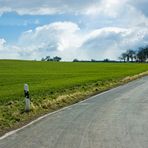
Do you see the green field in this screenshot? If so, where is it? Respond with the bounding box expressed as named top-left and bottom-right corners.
top-left (0, 60), bottom-right (148, 134)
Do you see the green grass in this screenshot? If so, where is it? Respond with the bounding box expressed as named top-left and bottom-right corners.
top-left (0, 60), bottom-right (148, 134)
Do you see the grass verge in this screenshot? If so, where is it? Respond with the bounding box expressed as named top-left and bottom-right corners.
top-left (0, 71), bottom-right (148, 136)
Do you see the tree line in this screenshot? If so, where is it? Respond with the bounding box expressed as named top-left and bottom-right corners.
top-left (119, 45), bottom-right (148, 62)
top-left (41, 45), bottom-right (148, 63)
top-left (41, 56), bottom-right (62, 62)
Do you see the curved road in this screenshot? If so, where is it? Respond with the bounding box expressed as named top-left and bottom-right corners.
top-left (1, 76), bottom-right (148, 148)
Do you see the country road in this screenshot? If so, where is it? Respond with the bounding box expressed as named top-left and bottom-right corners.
top-left (1, 76), bottom-right (148, 148)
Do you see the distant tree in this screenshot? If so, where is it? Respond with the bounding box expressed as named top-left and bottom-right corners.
top-left (53, 56), bottom-right (62, 62)
top-left (91, 59), bottom-right (96, 62)
top-left (103, 58), bottom-right (110, 62)
top-left (126, 49), bottom-right (136, 62)
top-left (121, 53), bottom-right (128, 62)
top-left (118, 56), bottom-right (124, 62)
top-left (49, 58), bottom-right (53, 61)
top-left (45, 56), bottom-right (51, 61)
top-left (73, 59), bottom-right (79, 62)
top-left (125, 52), bottom-right (130, 62)
top-left (120, 53), bottom-right (127, 62)
top-left (120, 49), bottom-right (136, 62)
top-left (41, 56), bottom-right (62, 62)
top-left (137, 47), bottom-right (148, 62)
top-left (120, 45), bottom-right (148, 63)
top-left (41, 58), bottom-right (45, 61)
top-left (133, 51), bottom-right (138, 62)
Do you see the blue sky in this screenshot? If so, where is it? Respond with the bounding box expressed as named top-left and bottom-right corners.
top-left (0, 0), bottom-right (148, 60)
top-left (0, 12), bottom-right (81, 42)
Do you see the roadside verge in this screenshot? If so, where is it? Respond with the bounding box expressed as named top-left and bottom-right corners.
top-left (1, 71), bottom-right (148, 137)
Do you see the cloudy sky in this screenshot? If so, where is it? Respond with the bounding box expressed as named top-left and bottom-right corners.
top-left (0, 0), bottom-right (148, 61)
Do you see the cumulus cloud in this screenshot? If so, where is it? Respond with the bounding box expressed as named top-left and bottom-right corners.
top-left (84, 0), bottom-right (127, 18)
top-left (80, 27), bottom-right (148, 60)
top-left (0, 0), bottom-right (147, 19)
top-left (0, 38), bottom-right (20, 59)
top-left (128, 0), bottom-right (148, 17)
top-left (0, 0), bottom-right (100, 15)
top-left (0, 0), bottom-right (148, 60)
top-left (16, 22), bottom-right (84, 60)
top-left (0, 38), bottom-right (6, 49)
top-left (10, 21), bottom-right (147, 61)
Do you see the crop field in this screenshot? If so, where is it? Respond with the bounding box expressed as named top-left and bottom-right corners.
top-left (0, 60), bottom-right (148, 134)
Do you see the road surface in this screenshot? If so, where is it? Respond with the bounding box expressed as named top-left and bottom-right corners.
top-left (1, 76), bottom-right (148, 148)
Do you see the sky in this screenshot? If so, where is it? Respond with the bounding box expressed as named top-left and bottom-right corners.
top-left (0, 0), bottom-right (148, 61)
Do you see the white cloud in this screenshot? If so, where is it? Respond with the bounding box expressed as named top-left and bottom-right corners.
top-left (7, 21), bottom-right (146, 61)
top-left (0, 0), bottom-right (147, 19)
top-left (0, 0), bottom-right (148, 60)
top-left (0, 0), bottom-right (100, 15)
top-left (16, 22), bottom-right (84, 60)
top-left (84, 0), bottom-right (127, 18)
top-left (0, 38), bottom-right (20, 59)
top-left (0, 21), bottom-right (148, 60)
top-left (19, 21), bottom-right (82, 49)
top-left (128, 0), bottom-right (148, 16)
top-left (80, 26), bottom-right (148, 60)
top-left (0, 38), bottom-right (6, 49)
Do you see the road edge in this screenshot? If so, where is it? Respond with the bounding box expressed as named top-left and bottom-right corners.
top-left (1, 71), bottom-right (148, 140)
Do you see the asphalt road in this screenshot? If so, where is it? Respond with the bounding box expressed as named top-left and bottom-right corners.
top-left (1, 76), bottom-right (148, 148)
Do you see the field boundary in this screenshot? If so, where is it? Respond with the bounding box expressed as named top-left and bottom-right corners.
top-left (1, 71), bottom-right (148, 139)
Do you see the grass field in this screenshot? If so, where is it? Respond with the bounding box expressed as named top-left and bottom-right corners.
top-left (0, 60), bottom-right (148, 134)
